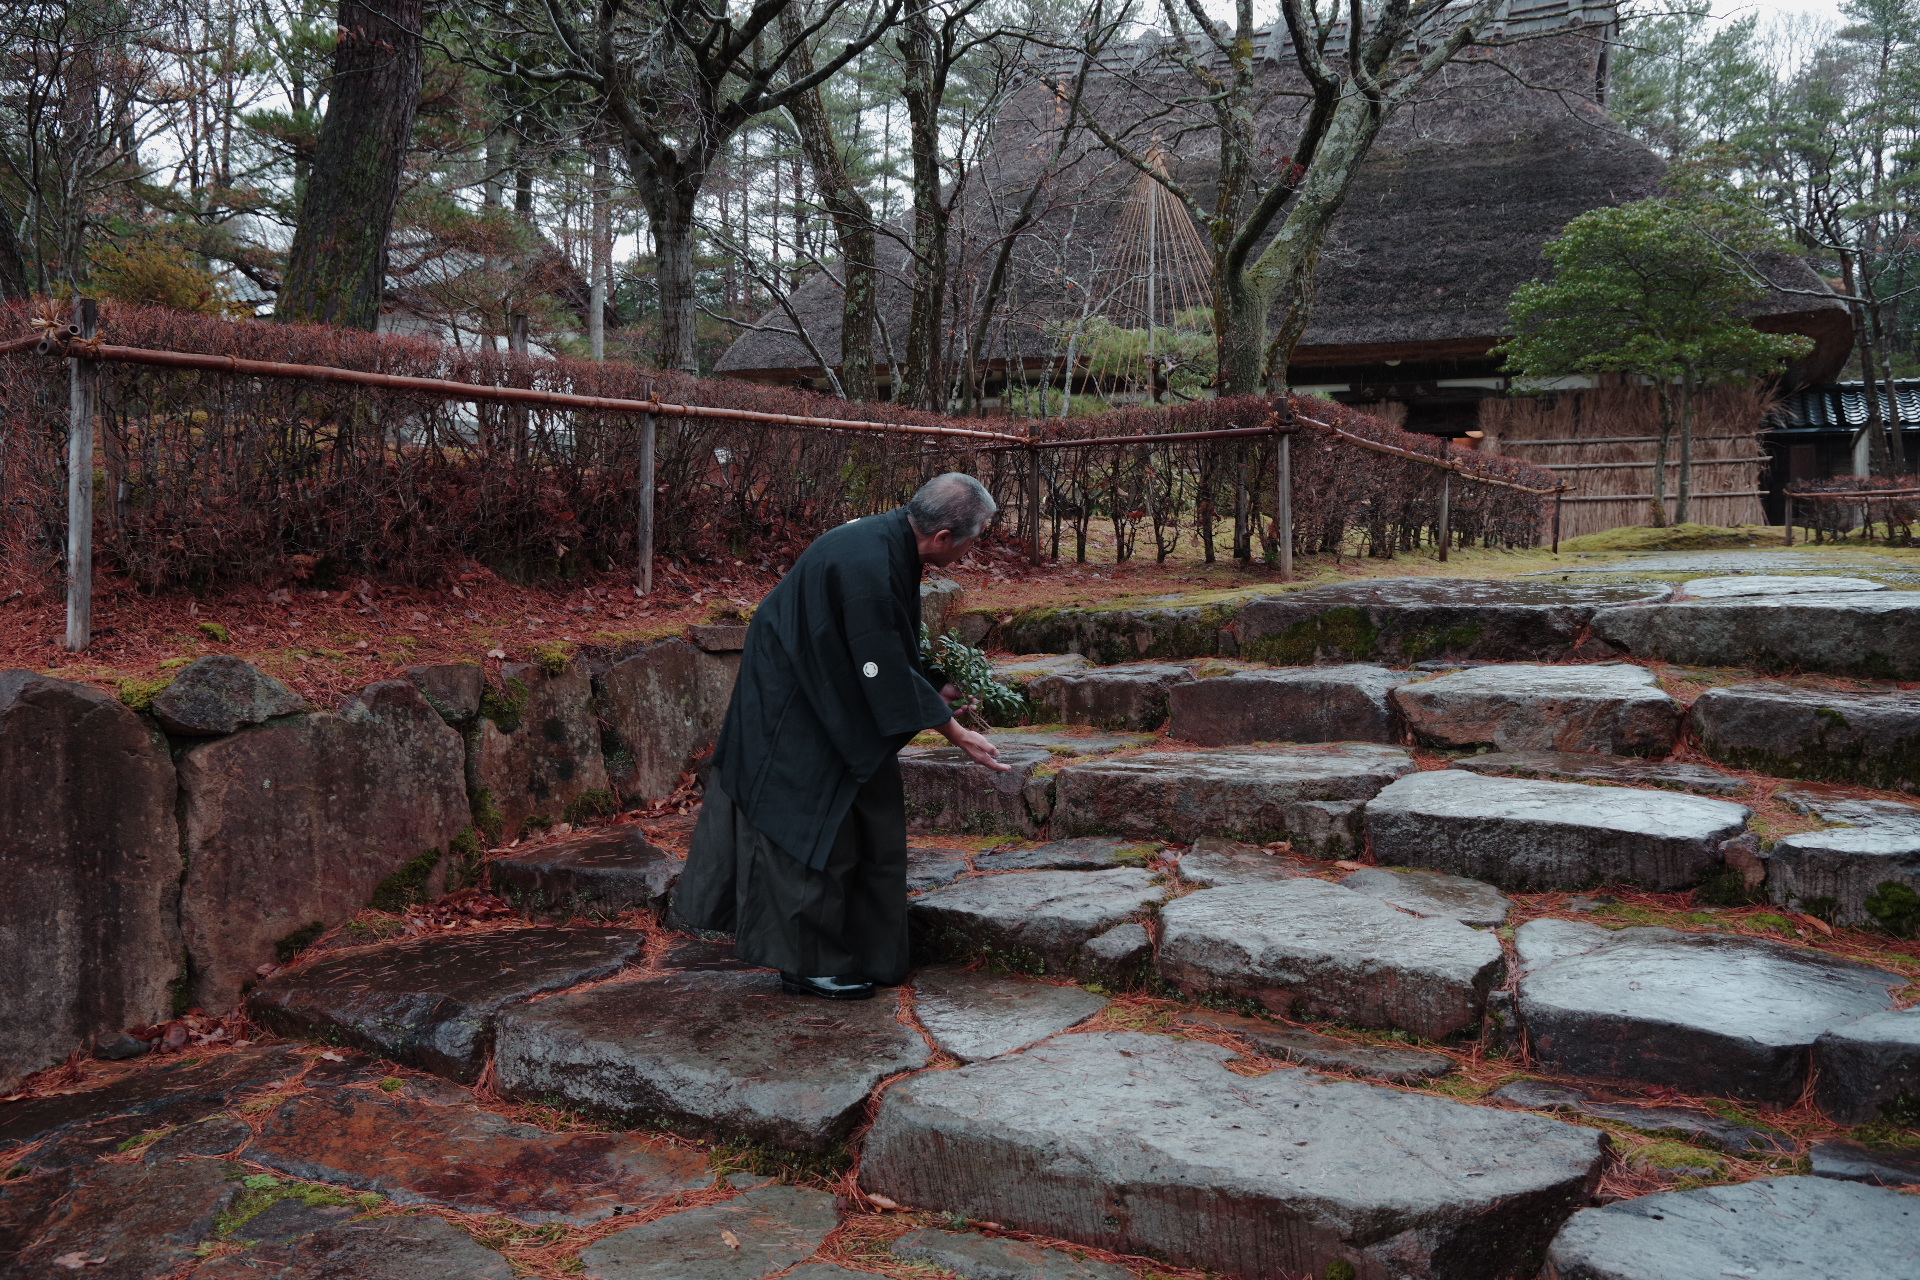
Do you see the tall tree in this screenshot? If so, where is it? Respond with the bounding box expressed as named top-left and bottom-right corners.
top-left (277, 0), bottom-right (426, 328)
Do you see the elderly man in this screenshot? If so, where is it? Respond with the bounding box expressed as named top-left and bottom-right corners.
top-left (674, 473), bottom-right (1009, 1000)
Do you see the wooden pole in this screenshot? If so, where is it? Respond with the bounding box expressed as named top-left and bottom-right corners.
top-left (1026, 444), bottom-right (1043, 566)
top-left (1276, 431), bottom-right (1293, 581)
top-left (66, 298), bottom-right (97, 652)
top-left (1551, 488), bottom-right (1563, 554)
top-left (1784, 494), bottom-right (1794, 546)
top-left (1436, 471), bottom-right (1451, 564)
top-left (637, 411), bottom-right (656, 593)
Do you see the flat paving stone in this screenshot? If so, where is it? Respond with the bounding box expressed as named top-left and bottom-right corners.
top-left (891, 1228), bottom-right (1134, 1280)
top-left (579, 1185), bottom-right (839, 1280)
top-left (912, 967), bottom-right (1106, 1061)
top-left (1392, 663), bottom-right (1682, 756)
top-left (1235, 578), bottom-right (1671, 666)
top-left (911, 868), bottom-right (1167, 977)
top-left (1809, 1137), bottom-right (1920, 1185)
top-left (1545, 1175), bottom-right (1920, 1280)
top-left (1691, 681), bottom-right (1920, 791)
top-left (1681, 574), bottom-right (1889, 598)
top-left (861, 1030), bottom-right (1605, 1280)
top-left (1490, 1080), bottom-right (1590, 1110)
top-left (906, 847), bottom-right (971, 893)
top-left (988, 727), bottom-right (1153, 756)
top-left (974, 836), bottom-right (1159, 872)
top-left (899, 744), bottom-right (1053, 837)
top-left (1574, 1101), bottom-right (1793, 1155)
top-left (1593, 591), bottom-right (1920, 679)
top-left (989, 653), bottom-right (1095, 687)
top-left (1051, 743), bottom-right (1414, 844)
top-left (1540, 549), bottom-right (1908, 576)
top-left (1449, 749), bottom-right (1750, 795)
top-left (1027, 663), bottom-right (1195, 730)
top-left (1365, 769), bottom-right (1752, 892)
top-left (1174, 1007), bottom-right (1455, 1082)
top-left (198, 1213), bottom-right (518, 1280)
top-left (1340, 866), bottom-right (1513, 926)
top-left (249, 927), bottom-right (645, 1082)
top-left (490, 829), bottom-right (683, 919)
top-left (9, 1156), bottom-right (241, 1280)
top-left (248, 1085), bottom-right (710, 1223)
top-left (1158, 878), bottom-right (1504, 1039)
top-left (1815, 1006), bottom-right (1920, 1124)
top-left (1166, 665), bottom-right (1408, 746)
top-left (1516, 918), bottom-right (1905, 1101)
top-left (1175, 837), bottom-right (1313, 888)
top-left (494, 971), bottom-right (929, 1152)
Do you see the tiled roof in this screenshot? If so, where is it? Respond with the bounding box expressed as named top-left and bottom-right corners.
top-left (1772, 381), bottom-right (1920, 431)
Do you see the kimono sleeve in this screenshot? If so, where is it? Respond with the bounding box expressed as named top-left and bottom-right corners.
top-left (843, 592), bottom-right (953, 738)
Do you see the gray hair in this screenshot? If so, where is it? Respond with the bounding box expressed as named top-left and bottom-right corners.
top-left (906, 472), bottom-right (997, 542)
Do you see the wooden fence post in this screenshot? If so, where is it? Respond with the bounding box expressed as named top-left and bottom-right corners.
top-left (1436, 471), bottom-right (1451, 564)
top-left (1784, 493), bottom-right (1794, 546)
top-left (1276, 430), bottom-right (1293, 581)
top-left (637, 411), bottom-right (657, 593)
top-left (1552, 487), bottom-right (1564, 554)
top-left (66, 297), bottom-right (97, 652)
top-left (1026, 443), bottom-right (1043, 566)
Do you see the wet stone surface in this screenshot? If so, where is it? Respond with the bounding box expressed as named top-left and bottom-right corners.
top-left (987, 727), bottom-right (1153, 756)
top-left (1157, 878), bottom-right (1504, 1039)
top-left (1174, 1007), bottom-right (1455, 1082)
top-left (1545, 1175), bottom-right (1920, 1280)
top-left (1691, 681), bottom-right (1920, 792)
top-left (899, 744), bottom-right (1053, 837)
top-left (891, 1228), bottom-right (1136, 1280)
top-left (579, 1185), bottom-right (840, 1280)
top-left (1814, 1007), bottom-right (1920, 1125)
top-left (910, 868), bottom-right (1168, 977)
top-left (1593, 591), bottom-right (1920, 679)
top-left (198, 1211), bottom-right (519, 1280)
top-left (1392, 663), bottom-right (1682, 756)
top-left (1808, 1138), bottom-right (1920, 1185)
top-left (1680, 574), bottom-right (1889, 599)
top-left (1027, 663), bottom-right (1195, 730)
top-left (1339, 866), bottom-right (1513, 927)
top-left (1175, 837), bottom-right (1313, 888)
top-left (1449, 750), bottom-right (1750, 795)
top-left (9, 1156), bottom-right (241, 1280)
top-left (1573, 1101), bottom-right (1793, 1155)
top-left (1490, 1080), bottom-right (1591, 1110)
top-left (494, 970), bottom-right (929, 1152)
top-left (1078, 922), bottom-right (1153, 989)
top-left (470, 660), bottom-right (611, 841)
top-left (973, 836), bottom-right (1160, 873)
top-left (1516, 918), bottom-right (1905, 1101)
top-left (490, 829), bottom-right (684, 919)
top-left (1166, 664), bottom-right (1408, 747)
top-left (905, 847), bottom-right (971, 893)
top-left (912, 967), bottom-right (1106, 1062)
top-left (249, 927), bottom-right (645, 1082)
top-left (862, 1031), bottom-right (1605, 1280)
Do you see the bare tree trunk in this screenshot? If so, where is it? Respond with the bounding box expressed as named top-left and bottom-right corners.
top-left (277, 0), bottom-right (424, 329)
top-left (0, 197), bottom-right (28, 302)
top-left (898, 0), bottom-right (947, 410)
top-left (1652, 381), bottom-right (1674, 528)
top-left (590, 142), bottom-right (610, 360)
top-left (646, 185), bottom-right (701, 374)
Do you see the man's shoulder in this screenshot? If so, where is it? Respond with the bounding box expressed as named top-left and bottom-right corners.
top-left (804, 508), bottom-right (906, 567)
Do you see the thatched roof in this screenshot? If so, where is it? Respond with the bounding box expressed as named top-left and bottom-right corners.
top-left (716, 14), bottom-right (1850, 386)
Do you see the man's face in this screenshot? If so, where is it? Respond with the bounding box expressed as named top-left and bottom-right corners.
top-left (918, 528), bottom-right (975, 568)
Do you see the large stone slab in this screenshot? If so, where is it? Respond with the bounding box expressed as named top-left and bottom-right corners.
top-left (861, 1031), bottom-right (1605, 1280)
top-left (7, 1157), bottom-right (241, 1280)
top-left (1546, 1176), bottom-right (1920, 1280)
top-left (892, 1228), bottom-right (1134, 1280)
top-left (592, 639), bottom-right (738, 805)
top-left (1340, 866), bottom-right (1513, 926)
top-left (1364, 769), bottom-right (1751, 892)
top-left (910, 868), bottom-right (1167, 976)
top-left (1026, 663), bottom-right (1194, 730)
top-left (1815, 1007), bottom-right (1920, 1124)
top-left (1158, 879), bottom-right (1504, 1039)
top-left (997, 599), bottom-right (1240, 665)
top-left (1174, 837), bottom-right (1312, 887)
top-left (580, 1185), bottom-right (839, 1280)
top-left (913, 967), bottom-right (1106, 1061)
top-left (1236, 578), bottom-right (1671, 666)
top-left (1166, 664), bottom-right (1408, 746)
top-left (471, 660), bottom-right (611, 840)
top-left (248, 1085), bottom-right (710, 1223)
top-left (0, 673), bottom-right (182, 1092)
top-left (1051, 743), bottom-right (1414, 844)
top-left (906, 847), bottom-right (971, 892)
top-left (989, 653), bottom-right (1094, 688)
top-left (973, 836), bottom-right (1159, 872)
top-left (1593, 591), bottom-right (1920, 678)
top-left (1682, 574), bottom-right (1889, 598)
top-left (1392, 663), bottom-right (1681, 756)
top-left (490, 828), bottom-right (683, 919)
top-left (197, 1213), bottom-right (518, 1280)
top-left (150, 654), bottom-right (306, 735)
top-left (494, 970), bottom-right (929, 1151)
top-left (1691, 682), bottom-right (1920, 791)
top-left (1516, 919), bottom-right (1904, 1101)
top-left (178, 680), bottom-right (472, 1010)
top-left (248, 926), bottom-right (644, 1081)
top-left (900, 743), bottom-right (1053, 836)
top-left (1173, 1007), bottom-right (1455, 1082)
top-left (1809, 1137), bottom-right (1920, 1184)
top-left (986, 727), bottom-right (1154, 756)
top-left (1449, 749), bottom-right (1749, 795)
top-left (1769, 825), bottom-right (1920, 930)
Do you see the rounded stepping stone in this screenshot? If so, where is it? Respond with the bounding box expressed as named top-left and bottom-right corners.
top-left (1174, 1007), bottom-right (1454, 1082)
top-left (1027, 663), bottom-right (1194, 730)
top-left (1158, 878), bottom-right (1505, 1039)
top-left (1166, 664), bottom-right (1409, 746)
top-left (1365, 770), bottom-right (1752, 892)
top-left (892, 1227), bottom-right (1134, 1280)
top-left (862, 1031), bottom-right (1605, 1280)
top-left (1449, 749), bottom-right (1749, 795)
top-left (494, 970), bottom-right (929, 1152)
top-left (1594, 591), bottom-right (1920, 679)
top-left (1052, 743), bottom-right (1414, 844)
top-left (910, 868), bottom-right (1167, 976)
top-left (1546, 1176), bottom-right (1920, 1280)
top-left (1681, 574), bottom-right (1889, 598)
top-left (579, 1185), bottom-right (839, 1280)
top-left (1692, 682), bottom-right (1920, 792)
top-left (249, 926), bottom-right (645, 1082)
top-left (974, 836), bottom-right (1159, 872)
top-left (899, 744), bottom-right (1053, 837)
top-left (1516, 919), bottom-right (1905, 1101)
top-left (196, 1212), bottom-right (516, 1279)
top-left (1815, 1006), bottom-right (1920, 1125)
top-left (1340, 866), bottom-right (1513, 927)
top-left (150, 654), bottom-right (306, 735)
top-left (912, 967), bottom-right (1106, 1061)
top-left (1808, 1137), bottom-right (1920, 1185)
top-left (491, 829), bottom-right (683, 918)
top-left (1175, 837), bottom-right (1310, 888)
top-left (1393, 663), bottom-right (1681, 756)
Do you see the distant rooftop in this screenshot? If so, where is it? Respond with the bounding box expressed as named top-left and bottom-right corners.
top-left (1772, 382), bottom-right (1920, 432)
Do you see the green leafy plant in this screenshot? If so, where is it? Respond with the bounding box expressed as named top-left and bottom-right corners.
top-left (919, 626), bottom-right (1024, 722)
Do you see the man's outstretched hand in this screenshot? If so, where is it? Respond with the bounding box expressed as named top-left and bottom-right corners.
top-left (937, 718), bottom-right (1010, 771)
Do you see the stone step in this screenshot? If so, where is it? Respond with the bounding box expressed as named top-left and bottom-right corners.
top-left (1174, 836), bottom-right (1315, 887)
top-left (1813, 1006), bottom-right (1920, 1125)
top-left (1392, 663), bottom-right (1682, 756)
top-left (1365, 769), bottom-right (1752, 892)
top-left (579, 1185), bottom-right (840, 1280)
top-left (973, 836), bottom-right (1160, 872)
top-left (1025, 663), bottom-right (1193, 730)
top-left (1157, 877), bottom-right (1504, 1039)
top-left (248, 926), bottom-right (645, 1082)
top-left (986, 727), bottom-right (1155, 756)
top-left (1809, 1137), bottom-right (1920, 1185)
top-left (1681, 574), bottom-right (1888, 599)
top-left (196, 1212), bottom-right (518, 1280)
top-left (1448, 749), bottom-right (1750, 796)
top-left (1691, 682), bottom-right (1920, 792)
top-left (1173, 1007), bottom-right (1456, 1082)
top-left (1592, 590), bottom-right (1920, 678)
top-left (1488, 1081), bottom-right (1792, 1154)
top-left (1339, 866), bottom-right (1514, 926)
top-left (1546, 1176), bottom-right (1919, 1280)
top-left (489, 828), bottom-right (683, 918)
top-left (1766, 784), bottom-right (1920, 929)
top-left (891, 1227), bottom-right (1134, 1280)
top-left (994, 599), bottom-right (1239, 665)
top-left (911, 968), bottom-right (1107, 1062)
top-left (910, 868), bottom-right (1168, 977)
top-left (859, 1030), bottom-right (1606, 1280)
top-left (900, 743), bottom-right (1054, 836)
top-left (1516, 918), bottom-right (1905, 1102)
top-left (1166, 664), bottom-right (1407, 746)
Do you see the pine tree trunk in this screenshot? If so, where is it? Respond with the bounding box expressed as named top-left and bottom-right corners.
top-left (1652, 382), bottom-right (1674, 528)
top-left (590, 144), bottom-right (610, 361)
top-left (1676, 374), bottom-right (1695, 525)
top-left (277, 0), bottom-right (424, 329)
top-left (649, 187), bottom-right (700, 375)
top-left (898, 0), bottom-right (947, 410)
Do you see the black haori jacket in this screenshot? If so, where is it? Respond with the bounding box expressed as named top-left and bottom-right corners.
top-left (713, 506), bottom-right (954, 870)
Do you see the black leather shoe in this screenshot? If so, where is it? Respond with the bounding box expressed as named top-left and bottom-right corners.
top-left (779, 972), bottom-right (876, 1000)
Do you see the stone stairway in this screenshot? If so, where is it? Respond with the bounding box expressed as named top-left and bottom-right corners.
top-left (5, 571), bottom-right (1920, 1279)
